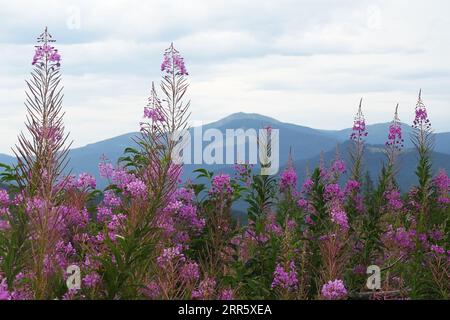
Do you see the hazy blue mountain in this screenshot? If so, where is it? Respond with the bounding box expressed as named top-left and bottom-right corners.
top-left (321, 122), bottom-right (450, 154)
top-left (0, 153), bottom-right (15, 166)
top-left (1, 112), bottom-right (449, 191)
top-left (67, 132), bottom-right (138, 176)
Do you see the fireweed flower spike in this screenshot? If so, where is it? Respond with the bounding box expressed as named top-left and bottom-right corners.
top-left (161, 43), bottom-right (188, 76)
top-left (385, 104), bottom-right (404, 170)
top-left (386, 104), bottom-right (404, 151)
top-left (15, 27), bottom-right (70, 192)
top-left (411, 89), bottom-right (434, 234)
top-left (349, 98), bottom-right (367, 182)
top-left (413, 89), bottom-right (431, 130)
top-left (350, 98), bottom-right (368, 143)
top-left (321, 279), bottom-right (348, 300)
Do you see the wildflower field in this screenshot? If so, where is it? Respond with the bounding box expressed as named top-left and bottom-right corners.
top-left (0, 29), bottom-right (448, 301)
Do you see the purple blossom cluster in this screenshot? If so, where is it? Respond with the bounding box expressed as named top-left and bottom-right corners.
top-left (433, 170), bottom-right (450, 205)
top-left (125, 179), bottom-right (147, 199)
top-left (383, 226), bottom-right (416, 251)
top-left (413, 92), bottom-right (431, 130)
top-left (181, 261), bottom-right (200, 283)
top-left (330, 208), bottom-right (349, 230)
top-left (321, 279), bottom-right (348, 300)
top-left (0, 189), bottom-right (9, 207)
top-left (350, 104), bottom-right (368, 143)
top-left (157, 245), bottom-right (186, 268)
top-left (345, 180), bottom-right (360, 195)
top-left (143, 107), bottom-right (165, 122)
top-left (210, 174), bottom-right (233, 195)
top-left (32, 44), bottom-right (61, 66)
top-left (386, 122), bottom-right (404, 150)
top-left (385, 190), bottom-right (403, 210)
top-left (192, 277), bottom-right (216, 300)
top-left (218, 289), bottom-right (234, 300)
top-left (65, 173), bottom-right (97, 191)
top-left (331, 159), bottom-right (346, 175)
top-left (0, 277), bottom-right (10, 300)
top-left (279, 167), bottom-right (297, 192)
top-left (271, 261), bottom-right (299, 291)
top-left (324, 184), bottom-right (344, 202)
top-left (82, 272), bottom-right (101, 288)
top-left (161, 45), bottom-right (188, 76)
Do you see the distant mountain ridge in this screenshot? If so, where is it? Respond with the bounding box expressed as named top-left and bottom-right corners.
top-left (1, 112), bottom-right (449, 190)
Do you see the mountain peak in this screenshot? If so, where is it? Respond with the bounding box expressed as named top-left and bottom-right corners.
top-left (208, 112), bottom-right (281, 127)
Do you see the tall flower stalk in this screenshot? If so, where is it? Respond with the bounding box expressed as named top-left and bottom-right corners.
top-left (412, 90), bottom-right (433, 233)
top-left (99, 43), bottom-right (191, 299)
top-left (385, 104), bottom-right (404, 177)
top-left (349, 98), bottom-right (368, 183)
top-left (12, 28), bottom-right (69, 298)
top-left (15, 27), bottom-right (69, 194)
top-left (408, 90), bottom-right (435, 298)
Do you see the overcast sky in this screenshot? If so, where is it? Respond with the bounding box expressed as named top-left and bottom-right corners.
top-left (0, 0), bottom-right (449, 154)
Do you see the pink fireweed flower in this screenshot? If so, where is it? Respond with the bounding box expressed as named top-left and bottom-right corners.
top-left (174, 187), bottom-right (195, 203)
top-left (0, 278), bottom-right (10, 300)
top-left (433, 170), bottom-right (450, 205)
top-left (386, 122), bottom-right (404, 151)
top-left (192, 277), bottom-right (216, 300)
top-left (98, 160), bottom-right (115, 180)
top-left (385, 190), bottom-right (403, 210)
top-left (77, 173), bottom-right (96, 189)
top-left (430, 245), bottom-right (446, 255)
top-left (413, 90), bottom-right (431, 130)
top-left (65, 173), bottom-right (96, 191)
top-left (32, 29), bottom-right (61, 66)
top-left (302, 178), bottom-right (314, 192)
top-left (32, 44), bottom-right (61, 66)
top-left (331, 159), bottom-right (346, 175)
top-left (181, 261), bottom-right (200, 283)
top-left (210, 174), bottom-right (233, 195)
top-left (102, 190), bottom-right (122, 208)
top-left (176, 203), bottom-right (205, 233)
top-left (0, 220), bottom-right (10, 231)
top-left (218, 289), bottom-right (234, 300)
top-left (161, 43), bottom-right (188, 76)
top-left (324, 184), bottom-right (344, 202)
top-left (82, 272), bottom-right (101, 288)
top-left (345, 180), bottom-right (360, 194)
top-left (125, 179), bottom-right (147, 199)
top-left (297, 198), bottom-right (308, 209)
top-left (157, 245), bottom-right (185, 268)
top-left (330, 208), bottom-right (349, 230)
top-left (97, 206), bottom-right (113, 222)
top-left (25, 197), bottom-right (45, 215)
top-left (350, 99), bottom-right (368, 143)
top-left (35, 125), bottom-right (63, 145)
top-left (142, 282), bottom-right (160, 299)
top-left (143, 107), bottom-right (165, 122)
top-left (321, 279), bottom-right (348, 300)
top-left (0, 189), bottom-right (9, 206)
top-left (265, 212), bottom-right (283, 236)
top-left (304, 214), bottom-right (314, 225)
top-left (279, 167), bottom-right (297, 192)
top-left (61, 206), bottom-right (90, 229)
top-left (271, 261), bottom-right (298, 291)
top-left (106, 214), bottom-right (127, 240)
top-left (383, 226), bottom-right (415, 251)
